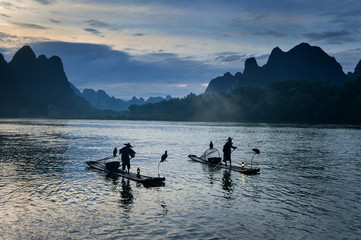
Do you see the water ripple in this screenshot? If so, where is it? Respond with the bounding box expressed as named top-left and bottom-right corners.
top-left (1, 119), bottom-right (360, 239)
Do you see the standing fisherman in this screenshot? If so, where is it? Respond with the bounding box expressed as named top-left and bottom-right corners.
top-left (119, 143), bottom-right (136, 173)
top-left (223, 137), bottom-right (237, 166)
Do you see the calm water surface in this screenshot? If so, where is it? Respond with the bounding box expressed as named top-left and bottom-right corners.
top-left (0, 119), bottom-right (360, 239)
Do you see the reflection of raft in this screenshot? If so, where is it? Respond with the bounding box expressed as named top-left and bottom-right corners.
top-left (86, 157), bottom-right (165, 186)
top-left (188, 148), bottom-right (260, 174)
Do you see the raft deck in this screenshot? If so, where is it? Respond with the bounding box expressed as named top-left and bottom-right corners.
top-left (86, 160), bottom-right (166, 186)
top-left (188, 154), bottom-right (260, 174)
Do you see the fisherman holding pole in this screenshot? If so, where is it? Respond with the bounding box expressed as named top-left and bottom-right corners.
top-left (223, 137), bottom-right (237, 166)
top-left (119, 143), bottom-right (136, 173)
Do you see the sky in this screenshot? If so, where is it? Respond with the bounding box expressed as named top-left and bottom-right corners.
top-left (0, 0), bottom-right (361, 99)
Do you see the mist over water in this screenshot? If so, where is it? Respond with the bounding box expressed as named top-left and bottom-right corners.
top-left (0, 119), bottom-right (360, 239)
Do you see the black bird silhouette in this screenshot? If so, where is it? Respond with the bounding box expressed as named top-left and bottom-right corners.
top-left (161, 151), bottom-right (168, 162)
top-left (252, 148), bottom-right (260, 154)
top-left (158, 151), bottom-right (168, 177)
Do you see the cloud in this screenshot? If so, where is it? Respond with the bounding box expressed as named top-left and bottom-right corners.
top-left (34, 0), bottom-right (56, 5)
top-left (231, 18), bottom-right (244, 25)
top-left (133, 33), bottom-right (145, 36)
top-left (216, 55), bottom-right (240, 62)
top-left (320, 8), bottom-right (361, 23)
top-left (28, 41), bottom-right (226, 98)
top-left (83, 28), bottom-right (104, 37)
top-left (0, 31), bottom-right (16, 40)
top-left (10, 21), bottom-right (48, 29)
top-left (222, 32), bottom-right (246, 37)
top-left (223, 29), bottom-right (286, 39)
top-left (253, 29), bottom-right (287, 38)
top-left (86, 19), bottom-right (111, 28)
top-left (215, 52), bottom-right (247, 62)
top-left (0, 13), bottom-right (11, 18)
top-left (303, 30), bottom-right (357, 44)
top-left (0, 32), bottom-right (50, 57)
top-left (49, 19), bottom-right (60, 24)
top-left (330, 48), bottom-right (361, 73)
top-left (0, 2), bottom-right (21, 10)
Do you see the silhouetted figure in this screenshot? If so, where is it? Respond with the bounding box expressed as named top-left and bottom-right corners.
top-left (158, 151), bottom-right (168, 177)
top-left (113, 147), bottom-right (117, 157)
top-left (223, 137), bottom-right (237, 166)
top-left (119, 143), bottom-right (136, 173)
top-left (161, 151), bottom-right (168, 162)
top-left (209, 141), bottom-right (213, 149)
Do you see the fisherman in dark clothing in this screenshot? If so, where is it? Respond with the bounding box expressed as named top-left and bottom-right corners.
top-left (113, 147), bottom-right (118, 157)
top-left (119, 143), bottom-right (136, 173)
top-left (223, 137), bottom-right (237, 166)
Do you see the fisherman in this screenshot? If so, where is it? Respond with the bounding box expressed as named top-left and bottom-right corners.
top-left (209, 141), bottom-right (213, 149)
top-left (119, 143), bottom-right (136, 173)
top-left (223, 137), bottom-right (237, 166)
top-left (113, 147), bottom-right (118, 157)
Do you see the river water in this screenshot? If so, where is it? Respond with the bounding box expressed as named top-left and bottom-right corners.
top-left (0, 119), bottom-right (360, 240)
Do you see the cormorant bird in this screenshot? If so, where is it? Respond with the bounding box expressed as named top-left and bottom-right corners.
top-left (252, 148), bottom-right (260, 154)
top-left (158, 151), bottom-right (168, 177)
top-left (161, 151), bottom-right (168, 162)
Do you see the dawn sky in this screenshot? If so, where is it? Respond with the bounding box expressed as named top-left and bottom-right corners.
top-left (1, 0), bottom-right (360, 99)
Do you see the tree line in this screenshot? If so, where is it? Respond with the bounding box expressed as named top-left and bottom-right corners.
top-left (128, 76), bottom-right (361, 124)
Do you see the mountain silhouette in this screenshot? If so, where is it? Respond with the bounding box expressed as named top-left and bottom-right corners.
top-left (347, 60), bottom-right (361, 80)
top-left (0, 46), bottom-right (95, 117)
top-left (206, 43), bottom-right (351, 94)
top-left (82, 89), bottom-right (130, 111)
top-left (205, 72), bottom-right (242, 94)
top-left (79, 87), bottom-right (172, 111)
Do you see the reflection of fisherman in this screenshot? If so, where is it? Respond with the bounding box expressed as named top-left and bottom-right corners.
top-left (113, 147), bottom-right (118, 157)
top-left (209, 141), bottom-right (213, 149)
top-left (120, 179), bottom-right (133, 204)
top-left (223, 137), bottom-right (237, 166)
top-left (119, 143), bottom-right (136, 173)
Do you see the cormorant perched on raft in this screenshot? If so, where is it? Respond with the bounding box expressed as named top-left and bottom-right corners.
top-left (252, 148), bottom-right (260, 154)
top-left (161, 151), bottom-right (168, 162)
top-left (158, 151), bottom-right (168, 177)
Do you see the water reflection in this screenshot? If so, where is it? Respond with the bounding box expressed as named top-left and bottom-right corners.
top-left (160, 201), bottom-right (169, 216)
top-left (117, 178), bottom-right (134, 219)
top-left (105, 173), bottom-right (120, 189)
top-left (120, 178), bottom-right (134, 205)
top-left (221, 170), bottom-right (233, 192)
top-left (200, 163), bottom-right (220, 185)
top-left (104, 174), bottom-right (134, 212)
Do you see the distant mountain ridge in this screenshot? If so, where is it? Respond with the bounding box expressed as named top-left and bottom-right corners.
top-left (75, 87), bottom-right (172, 111)
top-left (206, 43), bottom-right (355, 94)
top-left (0, 46), bottom-right (95, 117)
